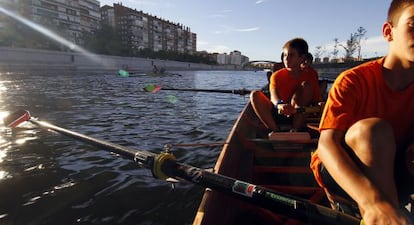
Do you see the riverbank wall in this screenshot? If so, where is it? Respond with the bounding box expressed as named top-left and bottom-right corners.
top-left (0, 47), bottom-right (364, 79)
top-left (313, 60), bottom-right (369, 81)
top-left (0, 47), bottom-right (240, 75)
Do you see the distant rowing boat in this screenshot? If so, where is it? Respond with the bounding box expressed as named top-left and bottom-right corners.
top-left (118, 69), bottom-right (182, 77)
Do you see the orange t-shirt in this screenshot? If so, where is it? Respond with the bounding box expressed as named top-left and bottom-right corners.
top-left (311, 58), bottom-right (414, 187)
top-left (269, 67), bottom-right (322, 103)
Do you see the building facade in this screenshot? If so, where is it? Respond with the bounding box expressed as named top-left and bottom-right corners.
top-left (0, 1), bottom-right (251, 65)
top-left (100, 3), bottom-right (196, 55)
top-left (11, 0), bottom-right (101, 44)
top-left (215, 51), bottom-right (249, 65)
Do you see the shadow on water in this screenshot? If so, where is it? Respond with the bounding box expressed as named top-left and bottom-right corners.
top-left (0, 70), bottom-right (267, 225)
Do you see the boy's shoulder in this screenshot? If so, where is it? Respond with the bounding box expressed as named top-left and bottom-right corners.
top-left (344, 58), bottom-right (383, 75)
top-left (337, 58), bottom-right (384, 82)
top-left (272, 68), bottom-right (289, 77)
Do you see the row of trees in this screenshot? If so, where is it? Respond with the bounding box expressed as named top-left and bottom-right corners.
top-left (313, 26), bottom-right (368, 62)
top-left (81, 24), bottom-right (216, 64)
top-left (0, 18), bottom-right (217, 64)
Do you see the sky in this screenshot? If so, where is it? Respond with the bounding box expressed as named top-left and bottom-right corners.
top-left (100, 0), bottom-right (391, 62)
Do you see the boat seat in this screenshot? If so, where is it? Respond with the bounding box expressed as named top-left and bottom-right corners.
top-left (268, 132), bottom-right (311, 142)
top-left (264, 132), bottom-right (318, 150)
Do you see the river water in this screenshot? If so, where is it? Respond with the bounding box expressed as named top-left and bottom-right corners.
top-left (0, 70), bottom-right (268, 225)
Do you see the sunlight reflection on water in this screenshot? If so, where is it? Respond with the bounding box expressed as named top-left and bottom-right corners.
top-left (0, 6), bottom-right (95, 60)
top-left (0, 70), bottom-right (267, 225)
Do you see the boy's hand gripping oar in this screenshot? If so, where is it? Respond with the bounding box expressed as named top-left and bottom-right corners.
top-left (143, 84), bottom-right (251, 95)
top-left (4, 110), bottom-right (361, 225)
top-left (276, 103), bottom-right (324, 115)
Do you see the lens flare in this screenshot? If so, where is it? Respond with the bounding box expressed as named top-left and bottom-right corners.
top-left (0, 6), bottom-right (102, 65)
top-left (166, 95), bottom-right (178, 104)
top-left (143, 84), bottom-right (161, 93)
top-left (118, 69), bottom-right (130, 77)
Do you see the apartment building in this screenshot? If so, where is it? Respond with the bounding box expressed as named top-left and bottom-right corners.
top-left (1, 1), bottom-right (204, 60)
top-left (79, 0), bottom-right (101, 33)
top-left (100, 3), bottom-right (196, 54)
top-left (9, 0), bottom-right (100, 44)
top-left (216, 51), bottom-right (249, 65)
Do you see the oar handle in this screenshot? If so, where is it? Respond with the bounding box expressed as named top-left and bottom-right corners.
top-left (277, 104), bottom-right (322, 114)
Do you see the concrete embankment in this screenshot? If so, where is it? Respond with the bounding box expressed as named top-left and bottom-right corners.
top-left (0, 47), bottom-right (241, 75)
top-left (0, 47), bottom-right (363, 79)
top-left (313, 61), bottom-right (367, 81)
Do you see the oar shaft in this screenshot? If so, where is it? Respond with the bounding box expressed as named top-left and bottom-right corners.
top-left (164, 161), bottom-right (360, 225)
top-left (24, 116), bottom-right (359, 225)
top-left (28, 119), bottom-right (156, 168)
top-left (160, 88), bottom-right (250, 95)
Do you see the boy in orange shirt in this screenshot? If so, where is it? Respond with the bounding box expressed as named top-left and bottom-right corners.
top-left (251, 38), bottom-right (321, 132)
top-left (311, 0), bottom-right (414, 224)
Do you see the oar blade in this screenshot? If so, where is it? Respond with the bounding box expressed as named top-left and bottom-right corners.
top-left (3, 109), bottom-right (31, 128)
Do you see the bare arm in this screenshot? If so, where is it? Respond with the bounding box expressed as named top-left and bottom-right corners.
top-left (269, 87), bottom-right (280, 106)
top-left (318, 129), bottom-right (408, 225)
top-left (318, 129), bottom-right (380, 206)
top-left (270, 88), bottom-right (295, 116)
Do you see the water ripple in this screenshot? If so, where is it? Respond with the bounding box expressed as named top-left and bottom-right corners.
top-left (0, 70), bottom-right (267, 225)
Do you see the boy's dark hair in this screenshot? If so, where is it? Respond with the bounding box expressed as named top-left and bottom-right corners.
top-left (305, 52), bottom-right (313, 62)
top-left (388, 0), bottom-right (414, 25)
top-left (282, 38), bottom-right (309, 56)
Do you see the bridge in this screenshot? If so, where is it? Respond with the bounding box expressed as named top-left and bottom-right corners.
top-left (242, 60), bottom-right (281, 70)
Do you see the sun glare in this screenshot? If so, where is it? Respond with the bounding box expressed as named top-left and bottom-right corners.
top-left (0, 5), bottom-right (102, 64)
top-left (0, 81), bottom-right (7, 92)
top-left (0, 170), bottom-right (9, 180)
top-left (0, 111), bottom-right (8, 123)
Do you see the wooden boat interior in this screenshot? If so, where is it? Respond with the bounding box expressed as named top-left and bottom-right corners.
top-left (193, 101), bottom-right (332, 225)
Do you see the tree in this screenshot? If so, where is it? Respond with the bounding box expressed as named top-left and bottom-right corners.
top-left (81, 24), bottom-right (129, 56)
top-left (331, 38), bottom-right (340, 62)
top-left (339, 33), bottom-right (358, 61)
top-left (355, 26), bottom-right (367, 60)
top-left (313, 46), bottom-right (326, 62)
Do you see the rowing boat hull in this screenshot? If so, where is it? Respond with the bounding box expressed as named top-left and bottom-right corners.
top-left (193, 101), bottom-right (327, 225)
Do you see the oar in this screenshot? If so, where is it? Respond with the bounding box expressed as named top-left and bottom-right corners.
top-left (119, 70), bottom-right (182, 77)
top-left (143, 84), bottom-right (251, 95)
top-left (4, 110), bottom-right (361, 225)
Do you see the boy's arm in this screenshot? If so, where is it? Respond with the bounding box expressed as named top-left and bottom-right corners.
top-left (269, 87), bottom-right (281, 106)
top-left (318, 129), bottom-right (379, 204)
top-left (318, 129), bottom-right (407, 224)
